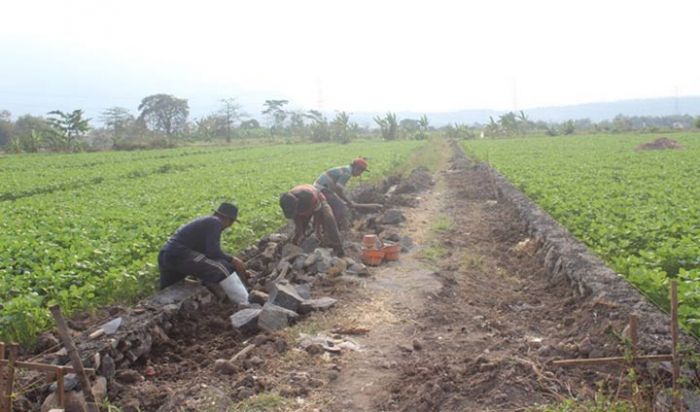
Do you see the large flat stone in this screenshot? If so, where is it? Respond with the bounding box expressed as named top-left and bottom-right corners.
top-left (230, 308), bottom-right (262, 332)
top-left (258, 303), bottom-right (299, 332)
top-left (268, 282), bottom-right (304, 312)
top-left (299, 297), bottom-right (338, 315)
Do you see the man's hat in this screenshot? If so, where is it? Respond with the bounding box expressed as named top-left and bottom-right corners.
top-left (352, 158), bottom-right (369, 172)
top-left (214, 202), bottom-right (238, 220)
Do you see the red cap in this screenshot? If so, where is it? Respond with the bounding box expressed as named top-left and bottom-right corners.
top-left (352, 158), bottom-right (369, 171)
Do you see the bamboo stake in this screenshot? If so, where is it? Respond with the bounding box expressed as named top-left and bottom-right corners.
top-left (2, 344), bottom-right (18, 412)
top-left (671, 280), bottom-right (681, 411)
top-left (50, 305), bottom-right (97, 412)
top-left (552, 354), bottom-right (674, 367)
top-left (0, 360), bottom-right (94, 375)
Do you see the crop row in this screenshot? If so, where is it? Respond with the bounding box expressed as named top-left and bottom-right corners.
top-left (0, 140), bottom-right (422, 343)
top-left (463, 134), bottom-right (700, 335)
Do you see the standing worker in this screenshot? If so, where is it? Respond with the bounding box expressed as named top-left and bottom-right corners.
top-left (314, 158), bottom-right (369, 230)
top-left (158, 202), bottom-right (250, 304)
top-left (280, 184), bottom-right (344, 256)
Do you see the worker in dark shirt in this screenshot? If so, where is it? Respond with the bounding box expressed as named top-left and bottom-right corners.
top-left (158, 202), bottom-right (250, 294)
top-left (280, 184), bottom-right (344, 256)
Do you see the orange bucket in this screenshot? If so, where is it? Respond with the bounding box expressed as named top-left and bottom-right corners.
top-left (361, 248), bottom-right (385, 266)
top-left (362, 234), bottom-right (380, 249)
top-left (382, 243), bottom-right (400, 261)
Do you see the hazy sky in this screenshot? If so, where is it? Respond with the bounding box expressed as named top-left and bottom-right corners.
top-left (1, 0), bottom-right (699, 118)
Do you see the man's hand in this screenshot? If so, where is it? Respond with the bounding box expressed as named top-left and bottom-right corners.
top-left (231, 257), bottom-right (250, 281)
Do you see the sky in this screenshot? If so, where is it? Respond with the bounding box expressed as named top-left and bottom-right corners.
top-left (1, 0), bottom-right (699, 120)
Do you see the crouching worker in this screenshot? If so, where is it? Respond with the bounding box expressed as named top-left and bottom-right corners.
top-left (314, 158), bottom-right (369, 230)
top-left (280, 184), bottom-right (344, 257)
top-left (158, 202), bottom-right (250, 304)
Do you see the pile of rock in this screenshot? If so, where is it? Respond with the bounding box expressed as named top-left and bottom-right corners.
top-left (230, 280), bottom-right (338, 333)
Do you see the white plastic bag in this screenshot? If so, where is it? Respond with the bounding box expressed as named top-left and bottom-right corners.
top-left (219, 272), bottom-right (249, 304)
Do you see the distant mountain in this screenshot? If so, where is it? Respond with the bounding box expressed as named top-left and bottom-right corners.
top-left (349, 96), bottom-right (700, 127)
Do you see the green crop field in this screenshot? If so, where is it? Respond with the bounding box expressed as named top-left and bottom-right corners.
top-left (0, 140), bottom-right (423, 343)
top-left (463, 134), bottom-right (700, 335)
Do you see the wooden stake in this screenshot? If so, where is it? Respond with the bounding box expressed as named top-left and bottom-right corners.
top-left (50, 305), bottom-right (97, 412)
top-left (2, 344), bottom-right (18, 412)
top-left (0, 341), bottom-right (4, 411)
top-left (56, 367), bottom-right (65, 409)
top-left (671, 280), bottom-right (681, 412)
top-left (629, 313), bottom-right (639, 359)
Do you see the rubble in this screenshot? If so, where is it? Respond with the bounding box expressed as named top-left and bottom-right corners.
top-left (299, 297), bottom-right (338, 314)
top-left (268, 282), bottom-right (305, 312)
top-left (301, 236), bottom-right (321, 253)
top-left (381, 209), bottom-right (406, 225)
top-left (294, 283), bottom-right (312, 300)
top-left (249, 290), bottom-right (269, 305)
top-left (230, 308), bottom-right (262, 332)
top-left (258, 303), bottom-right (299, 332)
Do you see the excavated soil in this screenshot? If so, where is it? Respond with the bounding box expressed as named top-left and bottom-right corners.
top-left (635, 137), bottom-right (684, 151)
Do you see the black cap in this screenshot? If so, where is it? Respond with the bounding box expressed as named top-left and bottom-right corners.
top-left (214, 202), bottom-right (238, 220)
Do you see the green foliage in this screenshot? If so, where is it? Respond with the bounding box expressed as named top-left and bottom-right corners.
top-left (305, 110), bottom-right (330, 142)
top-left (137, 94), bottom-right (189, 137)
top-left (331, 111), bottom-right (353, 144)
top-left (46, 109), bottom-right (90, 151)
top-left (464, 133), bottom-right (700, 335)
top-left (444, 123), bottom-right (476, 140)
top-left (0, 140), bottom-right (423, 343)
top-left (374, 112), bottom-right (398, 140)
top-left (262, 100), bottom-right (289, 136)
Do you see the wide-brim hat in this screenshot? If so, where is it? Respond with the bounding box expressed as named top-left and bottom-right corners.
top-left (214, 202), bottom-right (239, 220)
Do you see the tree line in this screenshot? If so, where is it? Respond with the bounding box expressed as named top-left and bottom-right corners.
top-left (0, 95), bottom-right (441, 153)
top-left (2, 94), bottom-right (700, 153)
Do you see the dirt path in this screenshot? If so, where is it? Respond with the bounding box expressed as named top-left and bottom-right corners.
top-left (267, 143), bottom-right (631, 412)
top-left (325, 176), bottom-right (445, 411)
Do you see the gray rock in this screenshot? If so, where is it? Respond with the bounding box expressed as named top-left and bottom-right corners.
top-left (346, 263), bottom-right (370, 277)
top-left (294, 283), bottom-right (312, 300)
top-left (400, 236), bottom-right (414, 251)
top-left (281, 243), bottom-right (303, 259)
top-left (381, 209), bottom-right (406, 225)
top-left (249, 290), bottom-right (269, 305)
top-left (268, 282), bottom-right (304, 312)
top-left (258, 303), bottom-right (299, 332)
top-left (99, 354), bottom-right (116, 379)
top-left (301, 236), bottom-right (321, 253)
top-left (230, 308), bottom-right (262, 331)
top-left (299, 297), bottom-right (338, 314)
top-left (261, 242), bottom-right (278, 260)
top-left (303, 253), bottom-right (319, 268)
top-left (293, 254), bottom-right (308, 271)
top-left (214, 359), bottom-right (238, 375)
top-left (327, 257), bottom-right (347, 277)
top-left (50, 373), bottom-right (79, 392)
top-left (316, 259), bottom-right (332, 274)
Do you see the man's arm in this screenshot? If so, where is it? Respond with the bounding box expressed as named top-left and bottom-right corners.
top-left (292, 216), bottom-right (308, 245)
top-left (334, 185), bottom-right (355, 208)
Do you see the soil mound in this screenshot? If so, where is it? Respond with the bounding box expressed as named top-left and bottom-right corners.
top-left (635, 137), bottom-right (684, 151)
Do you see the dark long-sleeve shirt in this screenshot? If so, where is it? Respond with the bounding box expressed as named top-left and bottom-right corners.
top-left (162, 216), bottom-right (233, 262)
